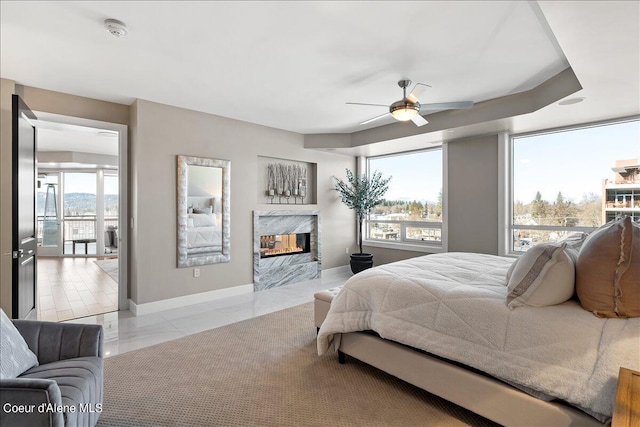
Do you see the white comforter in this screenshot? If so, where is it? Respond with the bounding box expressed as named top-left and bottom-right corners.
top-left (186, 225), bottom-right (222, 249)
top-left (318, 252), bottom-right (640, 420)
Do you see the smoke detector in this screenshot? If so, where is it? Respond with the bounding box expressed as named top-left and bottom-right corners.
top-left (104, 19), bottom-right (128, 37)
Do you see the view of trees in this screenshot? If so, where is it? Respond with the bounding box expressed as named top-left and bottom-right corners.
top-left (513, 191), bottom-right (603, 251)
top-left (37, 193), bottom-right (119, 217)
top-left (367, 193), bottom-right (443, 242)
top-left (372, 191), bottom-right (443, 222)
top-left (514, 191), bottom-right (602, 228)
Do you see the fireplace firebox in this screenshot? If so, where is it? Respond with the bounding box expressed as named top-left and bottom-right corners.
top-left (259, 233), bottom-right (310, 258)
top-left (253, 210), bottom-right (320, 291)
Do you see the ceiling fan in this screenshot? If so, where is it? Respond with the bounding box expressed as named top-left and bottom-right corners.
top-left (347, 79), bottom-right (474, 127)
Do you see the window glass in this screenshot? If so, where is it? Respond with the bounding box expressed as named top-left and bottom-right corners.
top-left (367, 148), bottom-right (443, 246)
top-left (37, 174), bottom-right (59, 247)
top-left (104, 174), bottom-right (119, 220)
top-left (104, 174), bottom-right (119, 254)
top-left (63, 172), bottom-right (97, 255)
top-left (511, 119), bottom-right (639, 252)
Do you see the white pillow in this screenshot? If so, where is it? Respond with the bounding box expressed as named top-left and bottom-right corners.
top-left (506, 243), bottom-right (575, 309)
top-left (0, 309), bottom-right (39, 379)
top-left (505, 258), bottom-right (518, 283)
top-left (193, 206), bottom-right (213, 215)
top-left (559, 232), bottom-right (589, 264)
top-left (188, 213), bottom-right (217, 227)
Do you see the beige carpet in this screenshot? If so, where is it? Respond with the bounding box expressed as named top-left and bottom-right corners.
top-left (98, 303), bottom-right (498, 427)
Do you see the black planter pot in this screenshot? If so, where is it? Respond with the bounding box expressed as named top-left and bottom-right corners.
top-left (350, 253), bottom-right (374, 274)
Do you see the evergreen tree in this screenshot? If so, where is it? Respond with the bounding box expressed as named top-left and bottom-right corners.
top-left (531, 191), bottom-right (548, 220)
top-left (552, 191), bottom-right (578, 227)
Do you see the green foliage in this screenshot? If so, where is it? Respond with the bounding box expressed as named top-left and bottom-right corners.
top-left (334, 169), bottom-right (391, 253)
top-left (333, 169), bottom-right (391, 219)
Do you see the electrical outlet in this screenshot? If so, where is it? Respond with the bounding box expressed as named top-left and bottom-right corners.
top-left (193, 268), bottom-right (200, 278)
top-left (345, 247), bottom-right (349, 254)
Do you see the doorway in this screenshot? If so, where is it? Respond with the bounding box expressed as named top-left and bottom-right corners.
top-left (33, 113), bottom-right (128, 321)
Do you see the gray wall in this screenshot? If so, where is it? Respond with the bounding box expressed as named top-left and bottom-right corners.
top-left (0, 78), bottom-right (16, 315)
top-left (130, 99), bottom-right (355, 305)
top-left (447, 135), bottom-right (499, 254)
top-left (1, 85), bottom-right (356, 314)
top-left (1, 81), bottom-right (503, 314)
top-left (363, 134), bottom-right (500, 265)
top-left (15, 85), bottom-right (130, 125)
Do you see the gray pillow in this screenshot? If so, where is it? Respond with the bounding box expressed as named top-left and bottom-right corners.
top-left (0, 309), bottom-right (39, 379)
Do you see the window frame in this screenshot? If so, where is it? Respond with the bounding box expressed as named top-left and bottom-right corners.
top-left (362, 145), bottom-right (448, 253)
top-left (500, 117), bottom-right (639, 256)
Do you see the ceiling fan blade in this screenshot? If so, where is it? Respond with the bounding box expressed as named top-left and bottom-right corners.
top-left (420, 101), bottom-right (474, 111)
top-left (411, 115), bottom-right (429, 127)
top-left (360, 113), bottom-right (390, 125)
top-left (346, 102), bottom-right (389, 107)
top-left (407, 83), bottom-right (431, 103)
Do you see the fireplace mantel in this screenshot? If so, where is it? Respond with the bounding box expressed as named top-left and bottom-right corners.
top-left (253, 210), bottom-right (321, 291)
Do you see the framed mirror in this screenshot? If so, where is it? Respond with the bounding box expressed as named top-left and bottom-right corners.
top-left (177, 155), bottom-right (230, 267)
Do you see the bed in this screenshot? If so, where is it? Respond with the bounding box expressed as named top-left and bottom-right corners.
top-left (186, 198), bottom-right (222, 254)
top-left (186, 220), bottom-right (222, 254)
top-left (317, 252), bottom-right (640, 426)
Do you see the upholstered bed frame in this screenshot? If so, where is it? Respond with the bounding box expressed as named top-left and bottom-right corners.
top-left (314, 288), bottom-right (605, 427)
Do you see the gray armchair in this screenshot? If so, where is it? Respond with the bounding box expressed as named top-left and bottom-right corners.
top-left (0, 320), bottom-right (104, 427)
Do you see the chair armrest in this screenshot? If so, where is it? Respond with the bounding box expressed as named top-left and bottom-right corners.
top-left (0, 378), bottom-right (64, 427)
top-left (13, 320), bottom-right (104, 365)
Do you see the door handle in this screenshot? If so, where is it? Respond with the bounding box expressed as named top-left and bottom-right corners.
top-left (12, 249), bottom-right (24, 259)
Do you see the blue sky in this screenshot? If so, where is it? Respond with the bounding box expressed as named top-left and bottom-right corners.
top-left (368, 120), bottom-right (639, 205)
top-left (62, 172), bottom-right (119, 195)
top-left (369, 149), bottom-right (442, 203)
top-left (513, 120), bottom-right (639, 203)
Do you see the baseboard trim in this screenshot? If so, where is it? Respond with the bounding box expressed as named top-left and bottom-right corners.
top-left (128, 284), bottom-right (254, 316)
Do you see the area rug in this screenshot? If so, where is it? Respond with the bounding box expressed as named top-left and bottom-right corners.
top-left (94, 258), bottom-right (118, 283)
top-left (97, 303), bottom-right (497, 427)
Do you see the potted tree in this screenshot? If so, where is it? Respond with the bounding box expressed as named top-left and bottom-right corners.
top-left (334, 168), bottom-right (391, 274)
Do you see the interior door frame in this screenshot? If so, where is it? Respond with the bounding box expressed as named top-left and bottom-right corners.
top-left (34, 111), bottom-right (129, 311)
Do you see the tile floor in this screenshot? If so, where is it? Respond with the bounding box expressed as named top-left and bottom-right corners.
top-left (66, 266), bottom-right (352, 358)
top-left (37, 257), bottom-right (119, 322)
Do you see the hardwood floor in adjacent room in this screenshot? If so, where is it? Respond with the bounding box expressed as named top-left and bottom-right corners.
top-left (37, 257), bottom-right (118, 322)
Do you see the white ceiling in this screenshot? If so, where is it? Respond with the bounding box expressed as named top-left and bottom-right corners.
top-left (1, 1), bottom-right (638, 140)
top-left (36, 121), bottom-right (118, 156)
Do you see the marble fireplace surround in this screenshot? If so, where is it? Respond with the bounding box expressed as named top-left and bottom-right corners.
top-left (253, 210), bottom-right (321, 291)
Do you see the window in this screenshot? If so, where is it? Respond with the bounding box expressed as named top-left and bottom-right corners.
top-left (63, 172), bottom-right (97, 254)
top-left (509, 119), bottom-right (639, 253)
top-left (366, 148), bottom-right (444, 250)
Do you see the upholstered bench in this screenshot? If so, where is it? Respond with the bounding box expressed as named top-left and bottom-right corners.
top-left (314, 286), bottom-right (343, 331)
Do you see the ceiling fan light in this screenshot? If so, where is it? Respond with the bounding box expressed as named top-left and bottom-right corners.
top-left (390, 102), bottom-right (420, 121)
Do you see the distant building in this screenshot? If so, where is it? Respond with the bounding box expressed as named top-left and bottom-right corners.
top-left (603, 158), bottom-right (640, 223)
